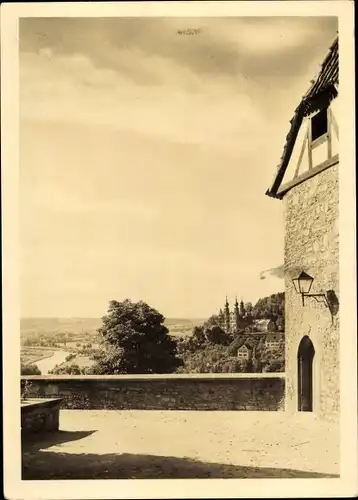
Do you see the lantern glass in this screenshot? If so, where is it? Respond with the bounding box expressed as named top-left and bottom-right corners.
top-left (293, 271), bottom-right (314, 294)
top-left (292, 277), bottom-right (300, 294)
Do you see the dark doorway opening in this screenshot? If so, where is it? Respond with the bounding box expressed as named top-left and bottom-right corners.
top-left (297, 336), bottom-right (315, 412)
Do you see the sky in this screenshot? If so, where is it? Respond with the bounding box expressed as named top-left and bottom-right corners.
top-left (19, 16), bottom-right (338, 319)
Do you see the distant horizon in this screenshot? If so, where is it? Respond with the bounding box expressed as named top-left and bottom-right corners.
top-left (20, 286), bottom-right (285, 320)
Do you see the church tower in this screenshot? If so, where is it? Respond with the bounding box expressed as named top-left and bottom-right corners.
top-left (218, 308), bottom-right (225, 329)
top-left (224, 296), bottom-right (230, 333)
top-left (234, 296), bottom-right (240, 332)
top-left (240, 298), bottom-right (246, 318)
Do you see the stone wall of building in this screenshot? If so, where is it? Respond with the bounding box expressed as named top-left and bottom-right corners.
top-left (21, 373), bottom-right (285, 411)
top-left (283, 163), bottom-right (339, 421)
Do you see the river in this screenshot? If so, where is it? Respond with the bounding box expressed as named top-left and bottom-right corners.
top-left (36, 350), bottom-right (71, 375)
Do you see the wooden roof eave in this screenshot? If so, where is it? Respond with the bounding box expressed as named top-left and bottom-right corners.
top-left (266, 84), bottom-right (338, 200)
top-left (266, 36), bottom-right (338, 201)
top-left (265, 107), bottom-right (304, 199)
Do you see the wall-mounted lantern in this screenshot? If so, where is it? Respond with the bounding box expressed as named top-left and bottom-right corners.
top-left (292, 271), bottom-right (329, 307)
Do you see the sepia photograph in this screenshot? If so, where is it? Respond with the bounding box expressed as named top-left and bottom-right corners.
top-left (1, 1), bottom-right (356, 499)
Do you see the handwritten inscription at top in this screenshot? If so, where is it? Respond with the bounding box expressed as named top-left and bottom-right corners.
top-left (176, 29), bottom-right (202, 36)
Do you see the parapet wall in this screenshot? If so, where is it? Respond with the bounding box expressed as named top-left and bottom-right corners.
top-left (21, 373), bottom-right (285, 411)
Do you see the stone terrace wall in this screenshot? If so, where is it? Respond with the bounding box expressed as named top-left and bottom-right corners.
top-left (21, 374), bottom-right (285, 411)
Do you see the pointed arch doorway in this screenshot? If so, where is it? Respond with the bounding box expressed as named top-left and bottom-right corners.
top-left (297, 336), bottom-right (315, 412)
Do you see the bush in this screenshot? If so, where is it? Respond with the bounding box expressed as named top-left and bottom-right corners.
top-left (204, 325), bottom-right (231, 345)
top-left (212, 357), bottom-right (240, 373)
top-left (49, 363), bottom-right (83, 375)
top-left (21, 362), bottom-right (41, 375)
top-left (252, 358), bottom-right (262, 373)
top-left (262, 358), bottom-right (284, 373)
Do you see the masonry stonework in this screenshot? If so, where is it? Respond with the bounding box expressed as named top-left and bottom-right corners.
top-left (21, 399), bottom-right (61, 435)
top-left (284, 164), bottom-right (339, 421)
top-left (21, 374), bottom-right (285, 411)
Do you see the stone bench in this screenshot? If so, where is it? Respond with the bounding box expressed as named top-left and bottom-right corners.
top-left (21, 398), bottom-right (62, 436)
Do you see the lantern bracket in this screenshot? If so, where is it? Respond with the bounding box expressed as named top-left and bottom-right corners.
top-left (301, 292), bottom-right (329, 308)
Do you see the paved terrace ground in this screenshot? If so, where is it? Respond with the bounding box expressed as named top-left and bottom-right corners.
top-left (22, 410), bottom-right (339, 479)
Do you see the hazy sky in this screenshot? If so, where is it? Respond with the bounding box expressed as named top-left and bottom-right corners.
top-left (19, 16), bottom-right (337, 318)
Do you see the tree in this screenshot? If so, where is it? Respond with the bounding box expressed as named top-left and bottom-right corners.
top-left (252, 357), bottom-right (262, 373)
top-left (218, 308), bottom-right (225, 325)
top-left (204, 325), bottom-right (230, 345)
top-left (276, 316), bottom-right (285, 331)
top-left (237, 359), bottom-right (250, 373)
top-left (91, 299), bottom-right (183, 374)
top-left (213, 356), bottom-right (242, 373)
top-left (257, 336), bottom-right (266, 350)
top-left (204, 315), bottom-right (221, 328)
top-left (245, 302), bottom-right (253, 314)
top-left (213, 357), bottom-right (251, 373)
top-left (252, 293), bottom-right (285, 321)
top-left (192, 325), bottom-right (206, 344)
top-left (21, 363), bottom-right (41, 375)
top-left (179, 343), bottom-right (228, 373)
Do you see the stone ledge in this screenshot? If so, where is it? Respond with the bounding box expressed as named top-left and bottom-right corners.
top-left (21, 397), bottom-right (62, 435)
top-left (22, 372), bottom-right (284, 381)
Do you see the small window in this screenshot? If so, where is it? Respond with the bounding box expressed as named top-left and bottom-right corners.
top-left (311, 108), bottom-right (328, 142)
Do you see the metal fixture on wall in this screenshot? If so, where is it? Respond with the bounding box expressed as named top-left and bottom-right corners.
top-left (292, 271), bottom-right (330, 308)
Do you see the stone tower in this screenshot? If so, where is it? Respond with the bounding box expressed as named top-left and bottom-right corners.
top-left (266, 37), bottom-right (339, 421)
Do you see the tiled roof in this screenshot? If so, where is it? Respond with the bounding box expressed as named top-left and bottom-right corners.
top-left (301, 37), bottom-right (339, 114)
top-left (266, 36), bottom-right (339, 199)
top-left (255, 319), bottom-right (271, 325)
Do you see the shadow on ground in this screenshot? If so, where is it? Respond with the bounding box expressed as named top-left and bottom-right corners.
top-left (22, 449), bottom-right (339, 480)
top-left (22, 430), bottom-right (97, 452)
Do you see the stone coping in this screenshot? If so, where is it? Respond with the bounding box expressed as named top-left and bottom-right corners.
top-left (22, 372), bottom-right (285, 381)
top-left (21, 398), bottom-right (63, 410)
